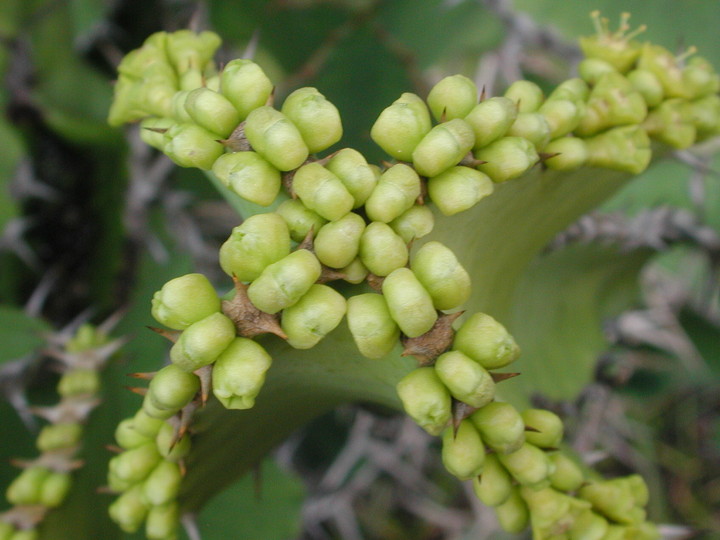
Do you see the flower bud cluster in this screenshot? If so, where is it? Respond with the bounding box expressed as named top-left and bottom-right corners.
top-left (1, 322), bottom-right (122, 539)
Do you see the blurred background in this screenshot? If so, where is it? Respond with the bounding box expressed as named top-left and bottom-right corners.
top-left (0, 0), bottom-right (718, 538)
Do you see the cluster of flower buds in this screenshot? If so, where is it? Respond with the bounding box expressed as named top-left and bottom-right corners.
top-left (1, 321), bottom-right (124, 540)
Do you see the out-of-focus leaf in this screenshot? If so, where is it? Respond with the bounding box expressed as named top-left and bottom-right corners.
top-left (679, 308), bottom-right (720, 376)
top-left (0, 305), bottom-right (51, 363)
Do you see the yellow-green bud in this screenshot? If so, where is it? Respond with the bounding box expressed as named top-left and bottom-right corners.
top-left (346, 294), bottom-right (401, 361)
top-left (494, 487), bottom-right (530, 533)
top-left (470, 401), bottom-right (525, 454)
top-left (548, 452), bottom-right (585, 493)
top-left (169, 312), bottom-right (236, 372)
top-left (163, 123), bottom-right (224, 170)
top-left (212, 151), bottom-right (282, 206)
top-left (275, 199), bottom-right (328, 243)
top-left (184, 87), bottom-right (241, 137)
top-left (453, 312), bottom-right (520, 369)
top-left (142, 461), bottom-right (182, 506)
top-left (146, 364), bottom-right (200, 415)
top-left (6, 466), bottom-right (50, 505)
top-left (539, 99), bottom-right (582, 139)
top-left (575, 72), bottom-right (648, 137)
top-left (621, 474), bottom-right (649, 507)
top-left (244, 106), bottom-right (309, 171)
top-left (116, 32), bottom-right (168, 78)
top-left (569, 510), bottom-right (610, 540)
top-left (220, 59), bottom-right (274, 120)
top-left (543, 137), bottom-right (589, 171)
top-left (171, 90), bottom-right (194, 123)
top-left (434, 350), bottom-right (495, 408)
top-left (507, 112), bottom-right (551, 150)
top-left (37, 423), bottom-right (83, 452)
top-left (389, 204), bottom-right (435, 243)
top-left (578, 480), bottom-right (638, 525)
top-left (504, 80), bottom-right (544, 113)
top-left (441, 420), bottom-right (485, 480)
top-left (132, 409), bottom-right (165, 438)
top-left (151, 273), bottom-right (220, 330)
top-left (522, 408), bottom-right (564, 448)
top-left (281, 284), bottom-right (347, 349)
top-left (340, 258), bottom-right (369, 284)
top-left (292, 163), bottom-right (355, 222)
top-left (472, 454), bottom-right (513, 507)
top-left (427, 74), bottom-right (478, 121)
top-left (579, 14), bottom-right (643, 73)
top-left (365, 164), bottom-right (421, 223)
top-left (358, 222), bottom-right (408, 277)
top-left (412, 118), bottom-right (475, 178)
top-left (643, 98), bottom-right (696, 149)
top-left (396, 367), bottom-right (451, 435)
top-left (39, 471), bottom-right (72, 507)
top-left (410, 241), bottom-right (471, 310)
top-left (145, 502), bottom-right (180, 540)
top-left (314, 212), bottom-right (366, 268)
top-left (475, 136), bottom-right (539, 184)
top-left (212, 337), bottom-right (272, 410)
top-left (465, 96), bottom-right (518, 149)
top-left (115, 418), bottom-right (153, 450)
top-left (382, 268), bottom-right (438, 338)
top-left (626, 69), bottom-right (664, 108)
top-left (108, 442), bottom-right (162, 485)
top-left (108, 484), bottom-right (149, 534)
top-left (247, 249), bottom-right (322, 314)
top-left (57, 368), bottom-right (100, 397)
top-left (578, 57), bottom-right (618, 85)
top-left (683, 56), bottom-right (720, 98)
top-left (281, 87), bottom-right (343, 153)
top-left (686, 94), bottom-right (720, 136)
top-left (165, 30), bottom-right (221, 75)
top-left (219, 213), bottom-right (291, 282)
top-left (584, 125), bottom-right (651, 174)
top-left (325, 148), bottom-right (378, 208)
top-left (498, 442), bottom-right (552, 488)
top-left (155, 422), bottom-right (191, 462)
top-left (427, 166), bottom-right (493, 216)
top-left (548, 78), bottom-right (590, 103)
top-left (371, 92), bottom-right (432, 161)
top-left (521, 486), bottom-right (591, 537)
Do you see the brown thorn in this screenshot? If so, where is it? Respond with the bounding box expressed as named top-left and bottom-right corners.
top-left (124, 386), bottom-right (148, 397)
top-left (524, 425), bottom-right (542, 433)
top-left (297, 227), bottom-right (315, 252)
top-left (143, 127), bottom-right (168, 134)
top-left (313, 149), bottom-right (341, 167)
top-left (265, 86), bottom-right (276, 107)
top-left (380, 160), bottom-right (395, 170)
top-left (177, 401), bottom-right (198, 442)
top-left (366, 273), bottom-right (385, 292)
top-left (452, 400), bottom-right (476, 435)
top-left (96, 485), bottom-right (117, 495)
top-left (146, 326), bottom-right (180, 343)
top-left (179, 459), bottom-right (187, 477)
top-left (491, 372), bottom-right (521, 383)
top-left (126, 371), bottom-right (157, 380)
top-left (105, 444), bottom-right (124, 454)
top-left (440, 106), bottom-right (448, 123)
top-left (401, 310), bottom-right (464, 365)
top-left (194, 365), bottom-right (213, 406)
top-left (479, 85), bottom-right (487, 102)
top-left (538, 152), bottom-right (561, 162)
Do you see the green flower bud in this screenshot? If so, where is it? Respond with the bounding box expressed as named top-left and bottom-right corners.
top-left (292, 163), bottom-right (355, 222)
top-left (162, 123), bottom-right (224, 170)
top-left (543, 137), bottom-right (589, 171)
top-left (346, 293), bottom-right (400, 359)
top-left (427, 166), bottom-right (493, 216)
top-left (108, 442), bottom-right (162, 485)
top-left (184, 87), bottom-right (241, 137)
top-left (578, 57), bottom-right (618, 85)
top-left (247, 249), bottom-right (322, 314)
top-left (382, 268), bottom-right (438, 338)
top-left (57, 368), bottom-right (101, 397)
top-left (585, 125), bottom-right (651, 174)
top-left (637, 43), bottom-right (713, 100)
top-left (145, 502), bottom-right (180, 540)
top-left (643, 98), bottom-right (696, 149)
top-left (281, 87), bottom-right (343, 153)
top-left (340, 258), bottom-right (369, 284)
top-left (683, 56), bottom-right (720, 98)
top-left (39, 471), bottom-right (72, 508)
top-left (389, 204), bottom-right (435, 243)
top-left (522, 408), bottom-right (564, 448)
top-left (579, 12), bottom-right (644, 73)
top-left (116, 32), bottom-right (168, 78)
top-left (219, 213), bottom-right (291, 281)
top-left (578, 480), bottom-right (638, 525)
top-left (244, 106), bottom-right (309, 171)
top-left (169, 312), bottom-right (236, 372)
top-left (325, 148), bottom-right (378, 208)
top-left (472, 454), bottom-right (513, 507)
top-left (548, 78), bottom-right (590, 104)
top-left (275, 199), bottom-right (328, 243)
top-left (170, 90), bottom-right (194, 123)
top-left (108, 484), bottom-right (149, 534)
top-left (6, 466), bottom-right (50, 505)
top-left (686, 94), bottom-right (720, 136)
top-left (166, 29), bottom-right (220, 71)
top-left (453, 312), bottom-right (521, 369)
top-left (365, 164), bottom-right (421, 223)
top-left (36, 422), bottom-right (83, 452)
top-left (539, 99), bottom-right (582, 139)
top-left (140, 117), bottom-right (175, 151)
top-left (569, 510), bottom-right (610, 540)
top-left (464, 96), bottom-right (518, 149)
top-left (396, 367), bottom-right (451, 435)
top-left (146, 364), bottom-right (200, 415)
top-left (441, 420), bottom-right (485, 480)
top-left (475, 136), bottom-right (539, 184)
top-left (575, 72), bottom-right (647, 137)
top-left (65, 323), bottom-right (107, 352)
top-left (427, 74), bottom-right (478, 121)
top-left (498, 442), bottom-right (552, 487)
top-left (314, 212), bottom-right (366, 268)
top-left (434, 350), bottom-right (495, 408)
top-left (412, 118), bottom-right (475, 178)
top-left (212, 337), bottom-right (272, 409)
top-left (132, 409), bottom-right (165, 438)
top-left (521, 486), bottom-right (591, 538)
top-left (142, 461), bottom-right (182, 506)
top-left (411, 241), bottom-right (471, 310)
top-left (151, 273), bottom-right (220, 330)
top-left (470, 401), bottom-right (525, 454)
top-left (548, 452), bottom-right (585, 492)
top-left (626, 69), bottom-right (664, 108)
top-left (507, 112), bottom-right (551, 149)
top-left (504, 80), bottom-right (544, 113)
top-left (494, 487), bottom-right (530, 533)
top-left (358, 222), bottom-right (408, 277)
top-left (220, 59), bottom-right (274, 120)
top-left (155, 422), bottom-right (191, 462)
top-left (371, 92), bottom-right (432, 161)
top-left (115, 418), bottom-right (153, 450)
top-left (212, 151), bottom-right (282, 206)
top-left (281, 284), bottom-right (346, 349)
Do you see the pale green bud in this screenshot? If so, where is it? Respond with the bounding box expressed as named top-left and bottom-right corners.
top-left (507, 112), bottom-right (551, 149)
top-left (340, 258), bottom-right (369, 284)
top-left (165, 30), bottom-right (221, 75)
top-left (325, 148), bottom-right (378, 208)
top-left (427, 74), bottom-right (478, 121)
top-left (569, 510), bottom-right (609, 540)
top-left (108, 442), bottom-right (162, 485)
top-left (314, 212), bottom-right (366, 268)
top-left (142, 461), bottom-right (182, 506)
top-left (585, 125), bottom-right (651, 174)
top-left (427, 166), bottom-right (493, 216)
top-left (116, 32), bottom-right (168, 78)
top-left (539, 99), bottom-right (582, 139)
top-left (441, 420), bottom-right (485, 480)
top-left (365, 164), bottom-right (421, 223)
top-left (579, 16), bottom-right (643, 73)
top-left (346, 293), bottom-right (400, 359)
top-left (686, 94), bottom-right (720, 135)
top-left (411, 241), bottom-right (471, 310)
top-left (108, 485), bottom-right (149, 534)
top-left (543, 137), bottom-right (589, 171)
top-left (637, 43), bottom-right (691, 99)
top-left (220, 59), bottom-right (273, 120)
top-left (145, 502), bottom-right (180, 540)
top-left (396, 367), bottom-right (451, 435)
top-left (623, 474), bottom-right (649, 507)
top-left (281, 284), bottom-right (346, 349)
top-left (292, 162), bottom-right (355, 221)
top-left (219, 213), bottom-right (291, 281)
top-left (146, 364), bottom-right (200, 415)
top-left (470, 401), bottom-right (525, 454)
top-left (434, 350), bottom-right (495, 408)
top-left (358, 222), bottom-right (408, 277)
top-left (382, 268), bottom-right (438, 338)
top-left (578, 57), bottom-right (618, 86)
top-left (522, 408), bottom-right (564, 448)
top-left (643, 98), bottom-right (696, 149)
top-left (6, 466), bottom-right (50, 505)
top-left (475, 136), bottom-right (539, 183)
top-left (389, 204), bottom-right (435, 243)
top-left (39, 471), bottom-right (72, 507)
top-left (494, 488), bottom-right (529, 533)
top-left (504, 80), bottom-right (544, 113)
top-left (576, 72), bottom-right (647, 136)
top-left (412, 118), bottom-right (475, 178)
top-left (549, 452), bottom-right (585, 493)
top-left (37, 423), bottom-right (83, 452)
top-left (244, 106), bottom-right (309, 171)
top-left (472, 454), bottom-right (513, 507)
top-left (548, 78), bottom-right (590, 103)
top-left (184, 87), bottom-right (241, 137)
top-left (163, 123), bottom-right (224, 170)
top-left (151, 273), bottom-right (220, 330)
top-left (115, 418), bottom-right (153, 450)
top-left (155, 422), bottom-right (191, 462)
top-left (281, 87), bottom-right (343, 153)
top-left (247, 249), bottom-right (322, 314)
top-left (212, 151), bottom-right (281, 206)
top-left (464, 96), bottom-right (518, 149)
top-left (521, 486), bottom-right (590, 536)
top-left (212, 337), bottom-right (272, 409)
top-left (497, 442), bottom-right (552, 487)
top-left (683, 56), bottom-right (720, 98)
top-left (453, 312), bottom-right (520, 369)
top-left (371, 93), bottom-right (432, 161)
top-left (275, 199), bottom-right (328, 243)
top-left (169, 312), bottom-right (236, 372)
top-left (626, 69), bottom-right (664, 108)
top-left (57, 368), bottom-right (100, 397)
top-left (132, 409), bottom-right (165, 438)
top-left (578, 480), bottom-right (637, 525)
top-left (140, 117), bottom-right (175, 151)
